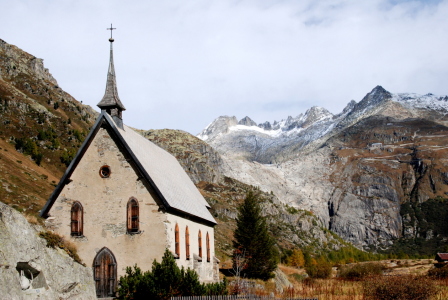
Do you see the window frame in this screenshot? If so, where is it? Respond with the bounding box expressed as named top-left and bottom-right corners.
top-left (71, 201), bottom-right (83, 237)
top-left (206, 232), bottom-right (210, 262)
top-left (99, 165), bottom-right (111, 178)
top-left (185, 226), bottom-right (190, 260)
top-left (126, 198), bottom-right (140, 234)
top-left (198, 230), bottom-right (202, 259)
top-left (175, 224), bottom-right (180, 258)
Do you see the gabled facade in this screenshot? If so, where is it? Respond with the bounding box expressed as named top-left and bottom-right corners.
top-left (40, 35), bottom-right (218, 298)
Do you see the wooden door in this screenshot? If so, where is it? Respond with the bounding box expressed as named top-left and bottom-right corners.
top-left (93, 247), bottom-right (117, 298)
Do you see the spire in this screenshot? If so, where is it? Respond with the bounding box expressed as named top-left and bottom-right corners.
top-left (97, 24), bottom-right (126, 123)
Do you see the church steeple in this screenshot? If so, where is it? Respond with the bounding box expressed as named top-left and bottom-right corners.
top-left (97, 24), bottom-right (126, 128)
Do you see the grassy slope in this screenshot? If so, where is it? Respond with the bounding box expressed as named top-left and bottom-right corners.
top-left (0, 39), bottom-right (96, 217)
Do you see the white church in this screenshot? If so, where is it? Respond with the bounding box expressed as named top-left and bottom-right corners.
top-left (40, 30), bottom-right (219, 298)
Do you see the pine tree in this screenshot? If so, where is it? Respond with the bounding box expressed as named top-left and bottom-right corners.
top-left (233, 190), bottom-right (278, 280)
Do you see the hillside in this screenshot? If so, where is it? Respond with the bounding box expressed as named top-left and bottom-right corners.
top-left (0, 39), bottom-right (96, 217)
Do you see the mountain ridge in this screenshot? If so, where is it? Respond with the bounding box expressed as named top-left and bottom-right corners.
top-left (198, 86), bottom-right (448, 251)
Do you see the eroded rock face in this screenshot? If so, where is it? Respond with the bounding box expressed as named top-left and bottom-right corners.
top-left (209, 87), bottom-right (448, 249)
top-left (0, 202), bottom-right (96, 299)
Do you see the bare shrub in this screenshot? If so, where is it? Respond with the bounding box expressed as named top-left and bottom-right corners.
top-left (25, 214), bottom-right (39, 225)
top-left (363, 275), bottom-right (438, 300)
top-left (338, 262), bottom-right (384, 280)
top-left (428, 265), bottom-right (448, 279)
top-left (38, 231), bottom-right (84, 265)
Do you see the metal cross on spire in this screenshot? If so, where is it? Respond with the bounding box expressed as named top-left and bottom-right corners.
top-left (107, 24), bottom-right (116, 41)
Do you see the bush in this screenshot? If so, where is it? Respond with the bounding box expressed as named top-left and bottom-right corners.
top-left (338, 262), bottom-right (384, 280)
top-left (60, 149), bottom-right (76, 167)
top-left (428, 265), bottom-right (448, 279)
top-left (305, 257), bottom-right (332, 279)
top-left (117, 249), bottom-right (227, 300)
top-left (38, 231), bottom-right (83, 265)
top-left (14, 137), bottom-right (43, 165)
top-left (363, 275), bottom-right (437, 300)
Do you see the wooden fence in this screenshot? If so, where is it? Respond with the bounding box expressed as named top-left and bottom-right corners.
top-left (171, 296), bottom-right (317, 300)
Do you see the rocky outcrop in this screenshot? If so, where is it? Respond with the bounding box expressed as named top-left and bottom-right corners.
top-left (141, 129), bottom-right (225, 183)
top-left (197, 116), bottom-right (238, 141)
top-left (238, 116), bottom-right (257, 127)
top-left (0, 202), bottom-right (96, 299)
top-left (202, 86), bottom-right (448, 249)
top-left (0, 39), bottom-right (58, 85)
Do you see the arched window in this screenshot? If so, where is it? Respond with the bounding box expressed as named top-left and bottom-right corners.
top-left (71, 202), bottom-right (83, 236)
top-left (175, 224), bottom-right (180, 258)
top-left (198, 230), bottom-right (202, 258)
top-left (185, 226), bottom-right (190, 260)
top-left (127, 198), bottom-right (139, 233)
top-left (206, 232), bottom-right (210, 262)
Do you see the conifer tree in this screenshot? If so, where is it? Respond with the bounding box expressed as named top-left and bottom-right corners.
top-left (233, 190), bottom-right (278, 280)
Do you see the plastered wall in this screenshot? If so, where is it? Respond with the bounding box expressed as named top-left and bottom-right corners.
top-left (46, 126), bottom-right (218, 282)
top-left (165, 214), bottom-right (217, 282)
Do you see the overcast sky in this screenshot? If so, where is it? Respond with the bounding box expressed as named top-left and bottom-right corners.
top-left (2, 0), bottom-right (448, 135)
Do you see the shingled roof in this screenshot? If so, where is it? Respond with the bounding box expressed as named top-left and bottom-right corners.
top-left (41, 112), bottom-right (216, 225)
top-left (436, 253), bottom-right (448, 262)
top-left (97, 43), bottom-right (125, 111)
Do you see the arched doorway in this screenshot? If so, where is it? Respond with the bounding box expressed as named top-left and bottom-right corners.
top-left (93, 247), bottom-right (117, 298)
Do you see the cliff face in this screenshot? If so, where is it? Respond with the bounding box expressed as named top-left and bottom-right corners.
top-left (0, 202), bottom-right (96, 299)
top-left (326, 116), bottom-right (448, 250)
top-left (201, 87), bottom-right (448, 252)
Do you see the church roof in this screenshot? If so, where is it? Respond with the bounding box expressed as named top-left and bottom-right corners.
top-left (40, 112), bottom-right (216, 225)
top-left (113, 118), bottom-right (214, 219)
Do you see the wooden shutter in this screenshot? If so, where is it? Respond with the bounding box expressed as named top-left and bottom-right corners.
top-left (71, 202), bottom-right (83, 236)
top-left (127, 198), bottom-right (139, 233)
top-left (206, 232), bottom-right (210, 262)
top-left (185, 226), bottom-right (190, 260)
top-left (175, 224), bottom-right (180, 257)
top-left (198, 230), bottom-right (202, 258)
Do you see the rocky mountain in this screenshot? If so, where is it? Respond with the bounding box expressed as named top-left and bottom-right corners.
top-left (198, 86), bottom-right (448, 163)
top-left (0, 38), bottom-right (97, 217)
top-left (199, 86), bottom-right (448, 253)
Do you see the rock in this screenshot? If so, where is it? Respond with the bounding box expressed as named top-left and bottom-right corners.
top-left (272, 268), bottom-right (292, 293)
top-left (238, 116), bottom-right (257, 127)
top-left (0, 202), bottom-right (96, 299)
